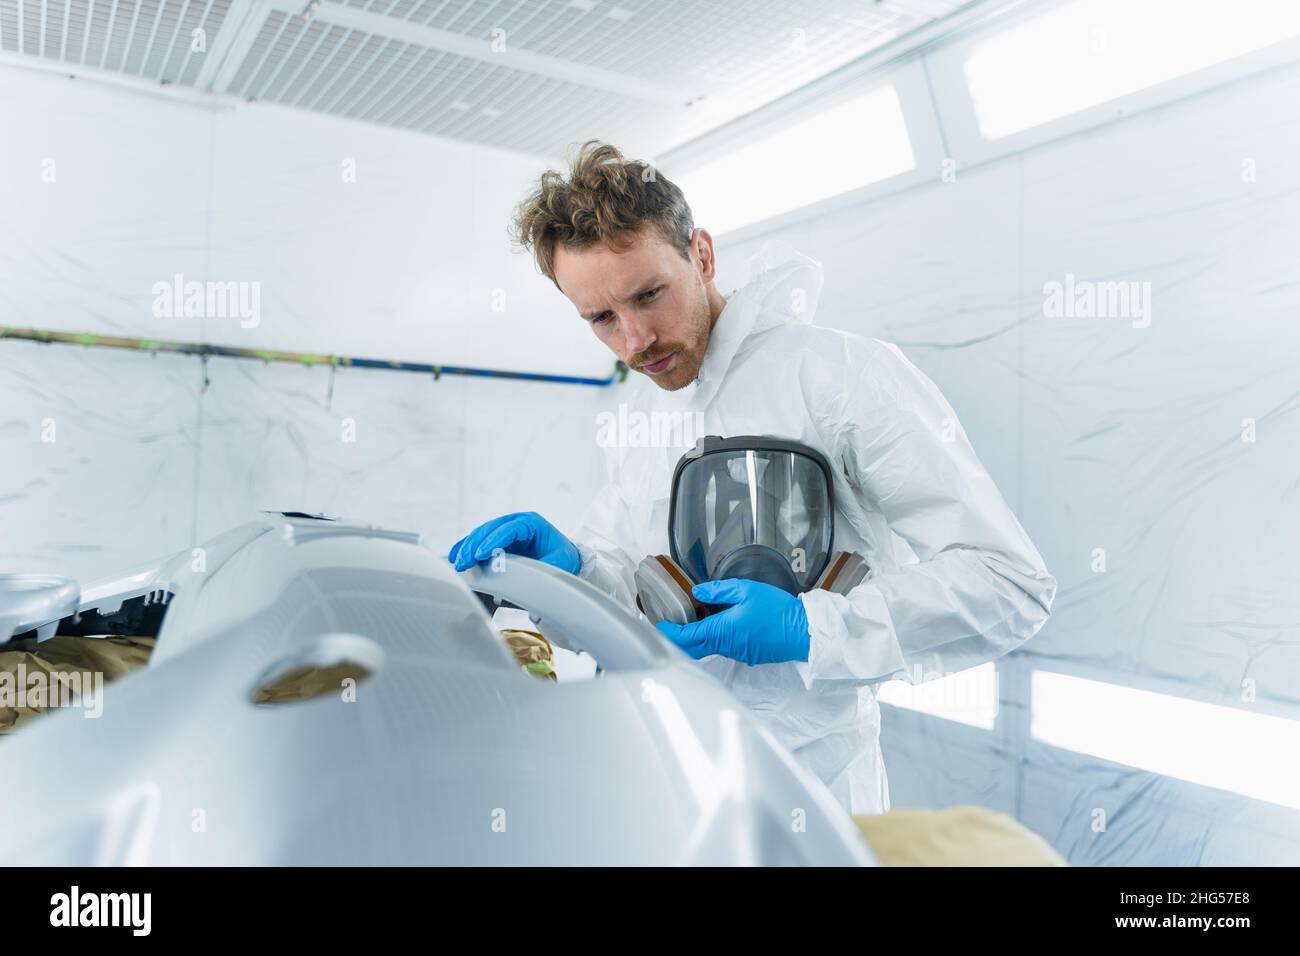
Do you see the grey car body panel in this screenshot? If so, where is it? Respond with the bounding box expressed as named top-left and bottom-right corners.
top-left (0, 514), bottom-right (875, 866)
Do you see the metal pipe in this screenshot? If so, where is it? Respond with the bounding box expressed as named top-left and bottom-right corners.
top-left (0, 325), bottom-right (626, 387)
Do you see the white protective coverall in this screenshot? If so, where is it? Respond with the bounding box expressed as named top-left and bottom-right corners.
top-left (572, 241), bottom-right (1056, 815)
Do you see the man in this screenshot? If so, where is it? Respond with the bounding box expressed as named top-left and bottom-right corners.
top-left (449, 141), bottom-right (1056, 815)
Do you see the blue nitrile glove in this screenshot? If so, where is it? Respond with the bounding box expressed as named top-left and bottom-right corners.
top-left (447, 511), bottom-right (582, 575)
top-left (655, 579), bottom-right (811, 666)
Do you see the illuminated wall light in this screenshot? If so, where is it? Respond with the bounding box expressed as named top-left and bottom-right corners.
top-left (1031, 670), bottom-right (1300, 811)
top-left (672, 84), bottom-right (915, 236)
top-left (963, 0), bottom-right (1300, 140)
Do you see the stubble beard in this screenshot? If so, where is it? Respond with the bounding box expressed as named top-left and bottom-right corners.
top-left (644, 291), bottom-right (713, 392)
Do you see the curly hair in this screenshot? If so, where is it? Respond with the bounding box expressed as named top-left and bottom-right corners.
top-left (510, 140), bottom-right (695, 286)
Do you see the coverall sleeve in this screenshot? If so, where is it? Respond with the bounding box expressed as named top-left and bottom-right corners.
top-left (799, 338), bottom-right (1057, 686)
top-left (571, 479), bottom-right (640, 610)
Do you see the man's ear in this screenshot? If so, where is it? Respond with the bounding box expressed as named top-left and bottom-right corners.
top-left (692, 228), bottom-right (718, 282)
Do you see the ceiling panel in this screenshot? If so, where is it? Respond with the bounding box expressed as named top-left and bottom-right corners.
top-left (0, 0), bottom-right (233, 86)
top-left (0, 0), bottom-right (980, 156)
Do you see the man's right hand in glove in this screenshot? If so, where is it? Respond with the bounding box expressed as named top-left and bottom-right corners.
top-left (447, 512), bottom-right (582, 576)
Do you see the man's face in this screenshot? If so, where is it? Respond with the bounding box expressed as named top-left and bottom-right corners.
top-left (554, 225), bottom-right (718, 391)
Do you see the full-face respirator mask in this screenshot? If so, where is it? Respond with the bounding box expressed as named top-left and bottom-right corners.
top-left (634, 436), bottom-right (870, 626)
